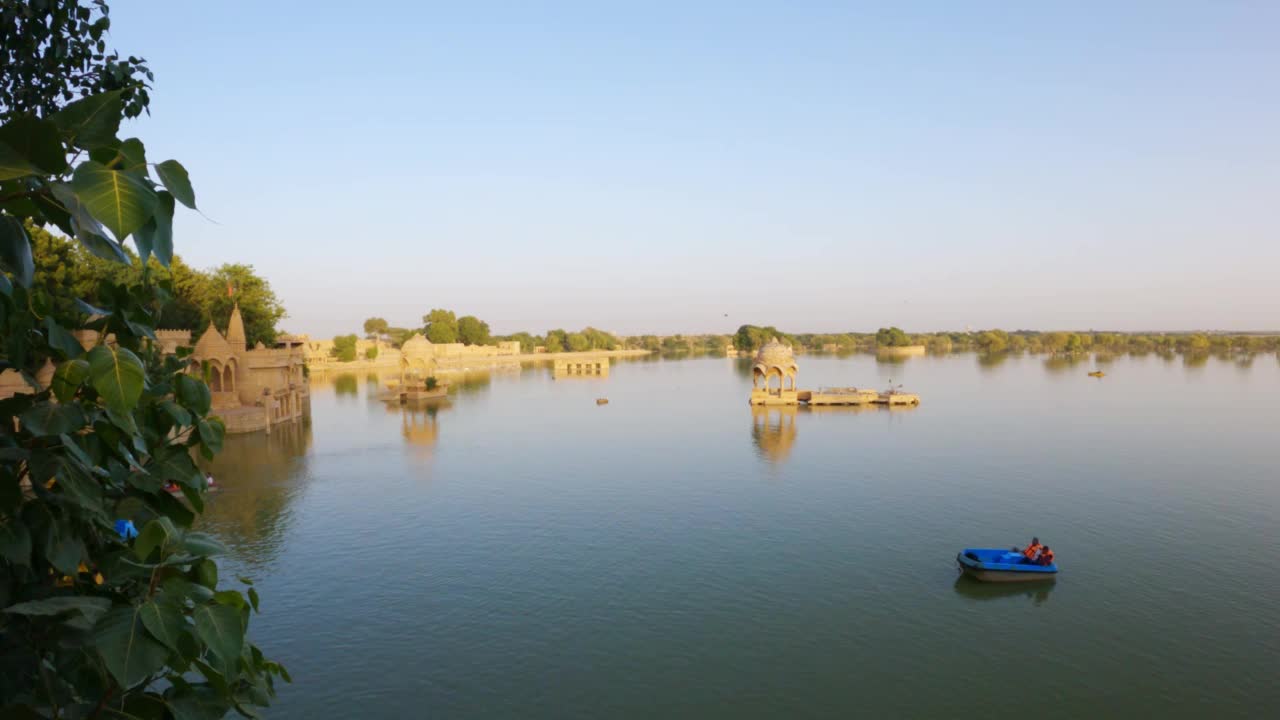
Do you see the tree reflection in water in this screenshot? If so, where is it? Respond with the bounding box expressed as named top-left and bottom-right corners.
top-left (199, 421), bottom-right (313, 569)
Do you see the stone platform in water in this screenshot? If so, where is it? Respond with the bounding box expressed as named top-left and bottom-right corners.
top-left (751, 388), bottom-right (920, 406)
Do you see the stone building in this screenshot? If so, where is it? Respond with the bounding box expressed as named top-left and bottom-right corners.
top-left (301, 333), bottom-right (522, 371)
top-left (187, 305), bottom-right (310, 434)
top-left (0, 304), bottom-right (309, 435)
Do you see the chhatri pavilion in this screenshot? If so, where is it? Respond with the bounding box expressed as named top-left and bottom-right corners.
top-left (749, 338), bottom-right (800, 406)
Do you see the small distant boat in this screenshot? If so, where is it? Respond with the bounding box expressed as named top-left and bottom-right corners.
top-left (1088, 371), bottom-right (1105, 378)
top-left (956, 548), bottom-right (1058, 583)
top-left (596, 398), bottom-right (609, 405)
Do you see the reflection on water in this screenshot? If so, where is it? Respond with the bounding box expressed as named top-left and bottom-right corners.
top-left (976, 351), bottom-right (1009, 370)
top-left (200, 420), bottom-right (312, 568)
top-left (395, 400), bottom-right (450, 456)
top-left (204, 353), bottom-right (1280, 719)
top-left (952, 576), bottom-right (1054, 605)
top-left (332, 373), bottom-right (358, 396)
top-left (1182, 352), bottom-right (1210, 369)
top-left (1042, 354), bottom-right (1086, 373)
top-left (750, 405), bottom-right (797, 464)
top-left (441, 369), bottom-right (496, 396)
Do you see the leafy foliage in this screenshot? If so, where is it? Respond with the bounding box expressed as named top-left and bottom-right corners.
top-left (422, 308), bottom-right (457, 344)
top-left (0, 4), bottom-right (287, 716)
top-left (0, 1), bottom-right (153, 120)
top-left (330, 334), bottom-right (357, 362)
top-left (27, 226), bottom-right (285, 345)
top-left (362, 317), bottom-right (387, 340)
top-left (455, 315), bottom-right (490, 346)
top-left (875, 327), bottom-right (912, 348)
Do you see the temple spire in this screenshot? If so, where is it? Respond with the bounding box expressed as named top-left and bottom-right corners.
top-left (226, 303), bottom-right (246, 348)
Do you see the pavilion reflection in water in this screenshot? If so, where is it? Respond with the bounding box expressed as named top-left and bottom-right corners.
top-left (387, 398), bottom-right (451, 455)
top-left (751, 405), bottom-right (798, 464)
top-left (199, 420), bottom-right (313, 567)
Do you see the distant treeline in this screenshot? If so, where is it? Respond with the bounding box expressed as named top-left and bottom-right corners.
top-left (356, 312), bottom-right (620, 354)
top-left (346, 315), bottom-right (1279, 359)
top-left (645, 325), bottom-right (1280, 356)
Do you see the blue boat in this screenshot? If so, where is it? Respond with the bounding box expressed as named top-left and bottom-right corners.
top-left (956, 548), bottom-right (1058, 583)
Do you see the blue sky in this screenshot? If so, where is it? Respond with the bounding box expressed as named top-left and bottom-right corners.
top-left (111, 1), bottom-right (1278, 336)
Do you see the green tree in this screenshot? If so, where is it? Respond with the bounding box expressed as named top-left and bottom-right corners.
top-left (0, 4), bottom-right (287, 714)
top-left (362, 317), bottom-right (388, 340)
top-left (1180, 334), bottom-right (1211, 353)
top-left (580, 326), bottom-right (617, 350)
top-left (566, 332), bottom-right (590, 352)
top-left (976, 330), bottom-right (1009, 354)
top-left (456, 315), bottom-right (491, 346)
top-left (205, 264), bottom-right (285, 346)
top-left (385, 327), bottom-right (415, 348)
top-left (331, 334), bottom-right (358, 362)
top-left (423, 309), bottom-right (457, 344)
top-left (0, 0), bottom-right (153, 119)
top-left (365, 346), bottom-right (378, 360)
top-left (500, 332), bottom-right (540, 353)
top-left (733, 325), bottom-right (789, 351)
top-left (876, 327), bottom-right (911, 347)
top-left (544, 329), bottom-right (566, 353)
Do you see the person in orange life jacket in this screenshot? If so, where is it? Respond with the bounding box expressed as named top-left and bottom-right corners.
top-left (1019, 537), bottom-right (1043, 561)
top-left (1036, 546), bottom-right (1055, 566)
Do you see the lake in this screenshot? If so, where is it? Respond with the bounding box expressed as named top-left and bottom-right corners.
top-left (199, 353), bottom-right (1280, 719)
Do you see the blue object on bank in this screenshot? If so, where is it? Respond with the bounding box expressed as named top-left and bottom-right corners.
top-left (114, 519), bottom-right (139, 540)
top-left (956, 547), bottom-right (1058, 582)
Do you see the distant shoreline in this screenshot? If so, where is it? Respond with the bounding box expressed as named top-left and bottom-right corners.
top-left (307, 348), bottom-right (650, 373)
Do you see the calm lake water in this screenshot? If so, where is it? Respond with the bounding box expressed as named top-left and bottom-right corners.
top-left (200, 353), bottom-right (1280, 719)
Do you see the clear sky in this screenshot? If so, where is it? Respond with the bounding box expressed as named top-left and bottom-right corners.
top-left (109, 1), bottom-right (1278, 337)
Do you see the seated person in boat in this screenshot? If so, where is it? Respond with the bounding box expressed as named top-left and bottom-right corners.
top-left (1035, 546), bottom-right (1055, 566)
top-left (1017, 537), bottom-right (1043, 562)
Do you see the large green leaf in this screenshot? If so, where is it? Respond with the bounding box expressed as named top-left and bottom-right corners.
top-left (196, 417), bottom-right (224, 454)
top-left (182, 533), bottom-right (227, 558)
top-left (20, 401), bottom-right (87, 436)
top-left (51, 90), bottom-right (124, 149)
top-left (78, 230), bottom-right (131, 264)
top-left (0, 114), bottom-right (67, 174)
top-left (86, 344), bottom-right (146, 414)
top-left (52, 459), bottom-right (105, 517)
top-left (193, 603), bottom-right (244, 678)
top-left (70, 160), bottom-right (159, 241)
top-left (167, 685), bottom-right (231, 720)
top-left (133, 190), bottom-right (174, 267)
top-left (175, 374), bottom-right (212, 415)
top-left (138, 599), bottom-right (188, 652)
top-left (148, 444), bottom-right (202, 489)
top-left (0, 214), bottom-right (34, 287)
top-left (154, 160), bottom-right (196, 209)
top-left (43, 516), bottom-right (85, 575)
top-left (4, 596), bottom-right (110, 623)
top-left (0, 141), bottom-right (40, 181)
top-left (93, 605), bottom-right (170, 689)
top-left (135, 517), bottom-right (178, 561)
top-left (51, 359), bottom-right (90, 403)
top-left (43, 316), bottom-right (86, 359)
top-left (159, 400), bottom-right (193, 427)
top-left (0, 519), bottom-right (32, 566)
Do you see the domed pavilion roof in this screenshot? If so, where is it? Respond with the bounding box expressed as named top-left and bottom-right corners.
top-left (754, 337), bottom-right (796, 368)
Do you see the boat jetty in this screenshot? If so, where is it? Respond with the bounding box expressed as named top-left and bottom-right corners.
top-left (747, 338), bottom-right (921, 407)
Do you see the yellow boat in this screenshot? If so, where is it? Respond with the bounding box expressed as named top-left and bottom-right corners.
top-left (1088, 371), bottom-right (1105, 378)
